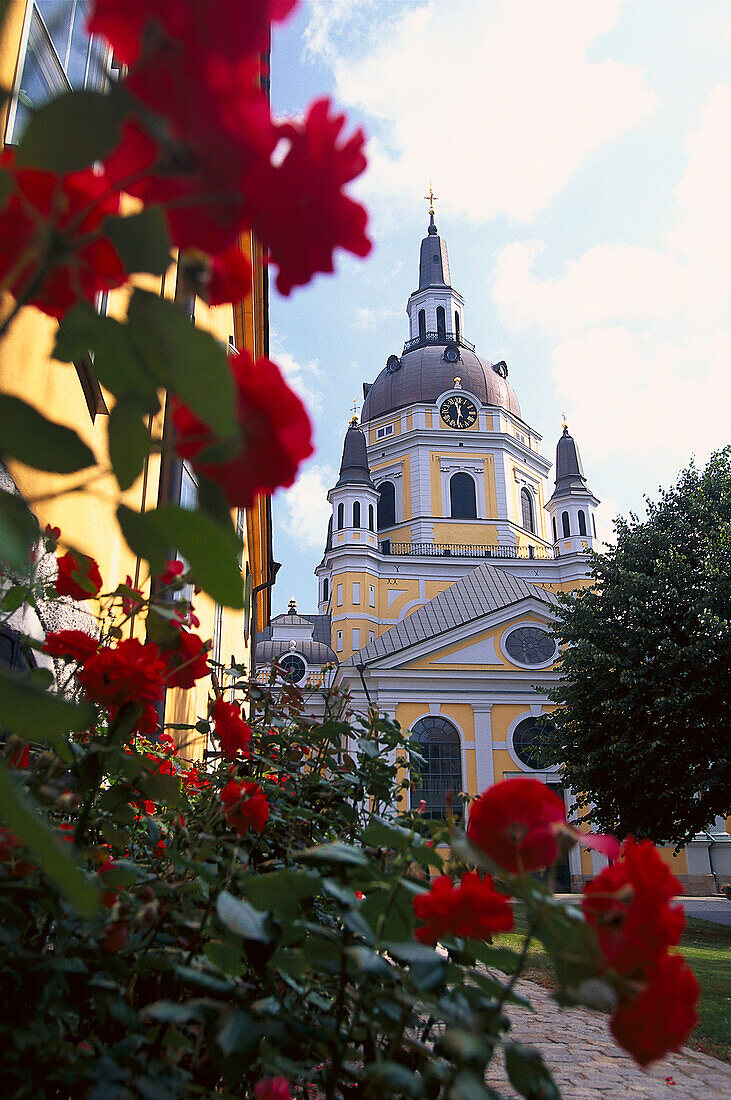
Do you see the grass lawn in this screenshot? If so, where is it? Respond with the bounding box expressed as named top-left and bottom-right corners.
top-left (498, 909), bottom-right (731, 1064)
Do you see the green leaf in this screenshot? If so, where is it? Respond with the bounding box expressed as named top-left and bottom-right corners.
top-left (0, 666), bottom-right (94, 759)
top-left (216, 1009), bottom-right (261, 1057)
top-left (504, 1044), bottom-right (561, 1100)
top-left (344, 945), bottom-right (392, 977)
top-left (127, 290), bottom-right (235, 437)
top-left (108, 398), bottom-right (151, 491)
top-left (365, 1062), bottom-right (425, 1097)
top-left (469, 941), bottom-right (522, 975)
top-left (0, 394), bottom-right (96, 473)
top-left (105, 208), bottom-right (171, 276)
top-left (295, 841), bottom-right (369, 868)
top-left (117, 504), bottom-right (243, 608)
top-left (361, 816), bottom-right (414, 850)
top-left (243, 869), bottom-right (320, 921)
top-left (216, 890), bottom-right (271, 943)
top-left (141, 1001), bottom-right (204, 1026)
top-left (204, 940), bottom-right (243, 977)
top-left (16, 88), bottom-right (129, 172)
top-left (0, 762), bottom-right (99, 916)
top-left (53, 304), bottom-right (160, 413)
top-left (0, 490), bottom-right (38, 576)
top-left (1, 585), bottom-right (30, 613)
top-left (448, 1071), bottom-right (503, 1099)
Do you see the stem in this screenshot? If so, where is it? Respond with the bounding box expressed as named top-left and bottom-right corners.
top-left (325, 931), bottom-right (350, 1100)
top-left (493, 907), bottom-right (542, 1017)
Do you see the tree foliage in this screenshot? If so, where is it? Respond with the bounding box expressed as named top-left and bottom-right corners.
top-left (544, 448), bottom-right (731, 846)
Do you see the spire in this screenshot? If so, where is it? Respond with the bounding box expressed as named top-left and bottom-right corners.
top-left (553, 424), bottom-right (586, 498)
top-left (419, 190), bottom-right (450, 289)
top-left (335, 420), bottom-right (374, 488)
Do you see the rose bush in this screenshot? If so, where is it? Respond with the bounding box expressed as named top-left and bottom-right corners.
top-left (0, 1), bottom-right (700, 1096)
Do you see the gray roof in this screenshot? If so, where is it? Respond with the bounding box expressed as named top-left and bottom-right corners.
top-left (419, 214), bottom-right (451, 289)
top-left (255, 638), bottom-right (337, 665)
top-left (361, 344), bottom-right (521, 423)
top-left (301, 614), bottom-right (332, 645)
top-left (269, 612), bottom-right (314, 628)
top-left (342, 562), bottom-right (557, 665)
top-left (549, 426), bottom-right (594, 502)
top-left (335, 422), bottom-right (374, 488)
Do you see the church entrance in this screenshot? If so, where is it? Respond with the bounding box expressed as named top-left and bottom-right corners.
top-left (546, 781), bottom-right (572, 893)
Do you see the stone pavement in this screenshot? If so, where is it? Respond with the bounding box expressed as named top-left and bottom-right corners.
top-left (679, 896), bottom-right (731, 928)
top-left (485, 976), bottom-right (731, 1099)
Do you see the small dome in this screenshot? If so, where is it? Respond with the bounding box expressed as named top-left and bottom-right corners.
top-left (255, 638), bottom-right (338, 666)
top-left (360, 344), bottom-right (521, 422)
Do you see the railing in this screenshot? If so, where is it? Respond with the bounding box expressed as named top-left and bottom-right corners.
top-left (387, 542), bottom-right (556, 560)
top-left (403, 330), bottom-right (476, 354)
top-left (254, 668), bottom-right (334, 689)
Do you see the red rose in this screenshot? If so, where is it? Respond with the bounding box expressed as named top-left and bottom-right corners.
top-left (182, 766), bottom-right (209, 792)
top-left (0, 829), bottom-right (34, 878)
top-left (77, 638), bottom-right (166, 708)
top-left (0, 153), bottom-right (126, 319)
top-left (582, 837), bottom-right (685, 977)
top-left (173, 349), bottom-right (313, 509)
top-left (42, 630), bottom-right (100, 663)
top-left (55, 551), bottom-right (103, 600)
top-left (413, 871), bottom-right (514, 945)
top-left (610, 953), bottom-right (699, 1066)
top-left (220, 779), bottom-right (269, 836)
top-left (7, 744), bottom-right (30, 769)
top-left (163, 629), bottom-right (211, 689)
top-left (253, 1078), bottom-right (293, 1100)
top-left (467, 778), bottom-right (567, 874)
top-left (212, 697), bottom-right (252, 759)
top-left (102, 921), bottom-right (128, 954)
top-left (246, 97), bottom-right (371, 296)
top-left (121, 576), bottom-right (145, 617)
top-left (205, 245), bottom-right (252, 306)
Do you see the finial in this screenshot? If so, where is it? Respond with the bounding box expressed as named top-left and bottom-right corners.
top-left (561, 410), bottom-right (568, 432)
top-left (350, 398), bottom-right (360, 424)
top-left (287, 598), bottom-right (297, 616)
top-left (453, 376), bottom-right (462, 389)
top-left (424, 183), bottom-right (438, 216)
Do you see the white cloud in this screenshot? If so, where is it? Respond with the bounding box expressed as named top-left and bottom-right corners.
top-left (270, 330), bottom-right (324, 414)
top-left (351, 306), bottom-right (399, 331)
top-left (278, 463), bottom-right (336, 549)
top-left (305, 0), bottom-right (655, 223)
top-left (493, 85), bottom-right (731, 469)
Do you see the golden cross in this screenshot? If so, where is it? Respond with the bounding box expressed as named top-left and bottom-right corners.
top-left (561, 410), bottom-right (568, 429)
top-left (350, 398), bottom-right (360, 423)
top-left (424, 184), bottom-right (438, 215)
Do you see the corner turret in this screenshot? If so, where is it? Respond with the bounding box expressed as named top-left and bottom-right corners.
top-left (546, 425), bottom-right (600, 555)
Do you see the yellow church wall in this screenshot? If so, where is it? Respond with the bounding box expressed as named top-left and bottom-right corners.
top-left (425, 410), bottom-right (433, 428)
top-left (377, 578), bottom-right (421, 620)
top-left (484, 455), bottom-right (498, 517)
top-left (402, 453), bottom-right (412, 520)
top-left (430, 453), bottom-right (442, 517)
top-left (433, 522), bottom-right (498, 544)
top-left (407, 413), bottom-right (413, 431)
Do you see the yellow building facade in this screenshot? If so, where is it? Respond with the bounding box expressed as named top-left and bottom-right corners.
top-left (0, 2), bottom-right (275, 758)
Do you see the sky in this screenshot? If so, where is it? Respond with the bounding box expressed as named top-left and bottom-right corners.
top-left (267, 0), bottom-right (731, 616)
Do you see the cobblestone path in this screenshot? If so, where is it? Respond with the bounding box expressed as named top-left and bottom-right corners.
top-left (484, 977), bottom-right (731, 1099)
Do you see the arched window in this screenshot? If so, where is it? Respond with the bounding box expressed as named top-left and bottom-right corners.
top-left (410, 715), bottom-right (463, 819)
top-left (578, 509), bottom-right (587, 536)
top-left (512, 716), bottom-right (554, 771)
top-left (0, 628), bottom-right (35, 672)
top-left (552, 516), bottom-right (557, 542)
top-left (368, 504), bottom-right (374, 531)
top-left (337, 502), bottom-right (344, 530)
top-left (562, 511), bottom-right (570, 537)
top-left (450, 472), bottom-right (477, 519)
top-left (418, 309), bottom-right (426, 340)
top-left (454, 311), bottom-right (460, 339)
top-left (436, 305), bottom-right (446, 338)
top-left (322, 578), bottom-right (329, 603)
top-left (377, 481), bottom-right (396, 530)
top-left (352, 501), bottom-right (361, 528)
top-left (521, 488), bottom-right (534, 532)
top-left (592, 513), bottom-right (597, 537)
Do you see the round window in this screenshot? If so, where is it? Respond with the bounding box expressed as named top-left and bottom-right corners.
top-left (279, 653), bottom-right (306, 684)
top-left (512, 717), bottom-right (553, 771)
top-left (504, 626), bottom-right (556, 666)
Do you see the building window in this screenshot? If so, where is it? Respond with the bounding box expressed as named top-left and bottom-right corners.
top-left (336, 631), bottom-right (343, 653)
top-left (337, 584), bottom-right (343, 606)
top-left (180, 462), bottom-right (198, 511)
top-left (454, 311), bottom-right (460, 339)
top-left (418, 309), bottom-right (426, 340)
top-left (578, 509), bottom-right (587, 536)
top-left (410, 715), bottom-right (463, 820)
top-left (7, 1), bottom-right (108, 143)
top-left (377, 481), bottom-right (396, 530)
top-left (368, 504), bottom-right (374, 531)
top-left (436, 305), bottom-right (446, 339)
top-left (521, 487), bottom-right (534, 533)
top-left (512, 716), bottom-right (553, 771)
top-left (369, 584), bottom-right (375, 607)
top-left (562, 511), bottom-right (570, 538)
top-left (352, 582), bottom-right (360, 604)
top-left (322, 578), bottom-right (329, 603)
top-left (352, 628), bottom-right (360, 651)
top-left (592, 514), bottom-right (597, 538)
top-left (450, 472), bottom-right (477, 519)
top-left (0, 628), bottom-right (35, 671)
top-left (352, 501), bottom-right (361, 528)
top-left (279, 652), bottom-right (307, 685)
top-left (212, 603), bottom-right (223, 666)
top-left (376, 424), bottom-right (394, 439)
top-left (369, 631), bottom-right (375, 645)
top-left (337, 502), bottom-right (344, 530)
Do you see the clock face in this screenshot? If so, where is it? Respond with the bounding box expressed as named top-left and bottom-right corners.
top-left (440, 395), bottom-right (478, 430)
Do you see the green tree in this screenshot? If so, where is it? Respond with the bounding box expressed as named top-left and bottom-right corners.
top-left (544, 448), bottom-right (731, 847)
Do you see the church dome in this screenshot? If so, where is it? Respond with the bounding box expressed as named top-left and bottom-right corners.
top-left (360, 344), bottom-right (521, 423)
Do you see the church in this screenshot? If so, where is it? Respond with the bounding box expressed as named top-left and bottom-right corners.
top-left (256, 204), bottom-right (723, 894)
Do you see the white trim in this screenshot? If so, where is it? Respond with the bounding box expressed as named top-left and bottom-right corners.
top-left (505, 710), bottom-right (559, 774)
